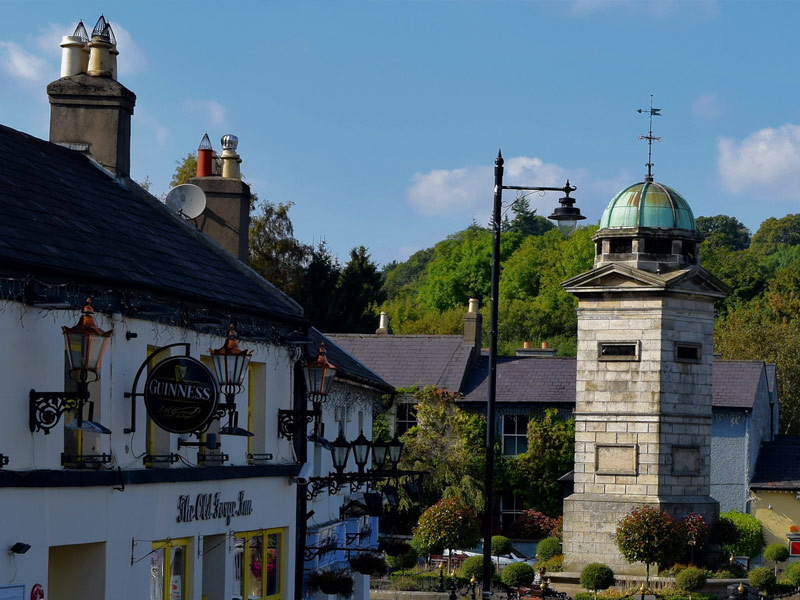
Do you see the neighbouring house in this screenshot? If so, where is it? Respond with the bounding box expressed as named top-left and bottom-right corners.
top-left (0, 17), bottom-right (392, 600)
top-left (749, 436), bottom-right (800, 559)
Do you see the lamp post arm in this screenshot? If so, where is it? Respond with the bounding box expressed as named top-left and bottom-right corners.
top-left (501, 184), bottom-right (575, 193)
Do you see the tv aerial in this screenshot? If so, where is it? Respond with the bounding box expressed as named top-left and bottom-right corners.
top-left (165, 184), bottom-right (207, 219)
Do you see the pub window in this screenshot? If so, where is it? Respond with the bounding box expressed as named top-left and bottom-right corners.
top-left (598, 342), bottom-right (640, 361)
top-left (502, 414), bottom-right (529, 456)
top-left (395, 403), bottom-right (417, 436)
top-left (151, 537), bottom-right (190, 600)
top-left (675, 343), bottom-right (701, 363)
top-left (233, 529), bottom-right (283, 600)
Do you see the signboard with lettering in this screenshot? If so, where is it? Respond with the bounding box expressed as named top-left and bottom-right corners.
top-left (144, 356), bottom-right (218, 433)
top-left (177, 490), bottom-right (253, 525)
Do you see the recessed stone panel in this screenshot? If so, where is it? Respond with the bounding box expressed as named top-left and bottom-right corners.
top-left (672, 446), bottom-right (700, 475)
top-left (595, 444), bottom-right (638, 475)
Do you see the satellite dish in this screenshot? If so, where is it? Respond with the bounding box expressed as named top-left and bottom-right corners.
top-left (165, 184), bottom-right (207, 219)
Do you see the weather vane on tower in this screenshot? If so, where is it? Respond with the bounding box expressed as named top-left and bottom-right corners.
top-left (637, 95), bottom-right (661, 182)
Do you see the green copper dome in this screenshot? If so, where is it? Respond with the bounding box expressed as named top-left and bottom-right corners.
top-left (599, 181), bottom-right (697, 231)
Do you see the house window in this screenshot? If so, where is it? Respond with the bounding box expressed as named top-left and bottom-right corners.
top-left (150, 538), bottom-right (190, 600)
top-left (502, 415), bottom-right (529, 456)
top-left (675, 343), bottom-right (701, 363)
top-left (499, 492), bottom-right (525, 533)
top-left (395, 403), bottom-right (417, 436)
top-left (233, 529), bottom-right (283, 600)
top-left (598, 342), bottom-right (640, 362)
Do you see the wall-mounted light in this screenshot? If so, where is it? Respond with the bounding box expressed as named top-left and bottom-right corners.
top-left (30, 299), bottom-right (112, 435)
top-left (9, 543), bottom-right (30, 555)
top-left (304, 342), bottom-right (337, 403)
top-left (209, 324), bottom-right (253, 437)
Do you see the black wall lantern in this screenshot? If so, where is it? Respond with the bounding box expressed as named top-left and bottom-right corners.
top-left (388, 434), bottom-right (403, 471)
top-left (209, 324), bottom-right (254, 436)
top-left (330, 432), bottom-right (351, 474)
top-left (351, 430), bottom-right (371, 474)
top-left (30, 299), bottom-right (112, 435)
top-left (371, 436), bottom-right (389, 470)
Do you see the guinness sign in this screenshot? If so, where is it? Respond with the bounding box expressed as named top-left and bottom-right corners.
top-left (144, 356), bottom-right (218, 433)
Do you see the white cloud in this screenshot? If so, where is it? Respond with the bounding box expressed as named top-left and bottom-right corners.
top-left (407, 156), bottom-right (631, 227)
top-left (718, 124), bottom-right (800, 198)
top-left (691, 93), bottom-right (723, 119)
top-left (111, 22), bottom-right (148, 77)
top-left (185, 100), bottom-right (229, 128)
top-left (0, 41), bottom-right (52, 86)
top-left (568, 0), bottom-right (718, 18)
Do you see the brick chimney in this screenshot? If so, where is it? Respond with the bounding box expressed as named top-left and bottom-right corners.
top-left (47, 16), bottom-right (135, 178)
top-left (463, 298), bottom-right (482, 361)
top-left (189, 134), bottom-right (251, 264)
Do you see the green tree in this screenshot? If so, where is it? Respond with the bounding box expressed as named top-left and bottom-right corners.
top-left (499, 409), bottom-right (575, 516)
top-left (508, 196), bottom-right (555, 238)
top-left (332, 245), bottom-right (385, 333)
top-left (460, 554), bottom-right (495, 581)
top-left (492, 535), bottom-right (513, 569)
top-left (381, 247), bottom-right (433, 300)
top-left (294, 241), bottom-right (341, 331)
top-left (784, 561), bottom-right (800, 587)
top-left (675, 566), bottom-right (707, 600)
top-left (718, 510), bottom-right (764, 560)
top-left (170, 152), bottom-right (197, 187)
top-left (580, 563), bottom-right (615, 600)
top-left (748, 566), bottom-right (776, 593)
top-left (248, 200), bottom-right (310, 298)
top-left (696, 215), bottom-right (751, 251)
top-left (763, 543), bottom-right (789, 576)
top-left (413, 497), bottom-right (481, 568)
top-left (751, 214), bottom-right (800, 255)
top-left (399, 387), bottom-right (486, 513)
top-left (502, 562), bottom-right (535, 592)
top-left (615, 506), bottom-right (684, 582)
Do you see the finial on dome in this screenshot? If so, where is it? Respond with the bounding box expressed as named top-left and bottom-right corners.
top-left (637, 94), bottom-right (662, 182)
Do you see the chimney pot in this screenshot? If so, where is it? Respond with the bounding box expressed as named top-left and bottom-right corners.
top-left (541, 341), bottom-right (548, 349)
top-left (59, 35), bottom-right (87, 78)
top-left (523, 341), bottom-right (531, 349)
top-left (468, 298), bottom-right (479, 314)
top-left (376, 311), bottom-right (392, 335)
top-left (197, 133), bottom-right (214, 177)
top-left (221, 134), bottom-right (242, 179)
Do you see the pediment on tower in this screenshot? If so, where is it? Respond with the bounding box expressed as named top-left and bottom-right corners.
top-left (562, 264), bottom-right (729, 299)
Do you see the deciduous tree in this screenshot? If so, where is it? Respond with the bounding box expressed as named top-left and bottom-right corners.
top-left (615, 506), bottom-right (684, 582)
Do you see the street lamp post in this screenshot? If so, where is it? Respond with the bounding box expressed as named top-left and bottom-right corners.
top-left (481, 150), bottom-right (584, 598)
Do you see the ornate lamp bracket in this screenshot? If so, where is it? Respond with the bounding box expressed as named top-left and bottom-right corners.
top-left (277, 407), bottom-right (320, 440)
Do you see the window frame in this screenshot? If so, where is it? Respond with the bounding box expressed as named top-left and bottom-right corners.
top-left (501, 414), bottom-right (529, 456)
top-left (233, 528), bottom-right (284, 600)
top-left (150, 537), bottom-right (190, 600)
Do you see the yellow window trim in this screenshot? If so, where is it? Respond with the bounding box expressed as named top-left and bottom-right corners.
top-left (235, 528), bottom-right (284, 600)
top-left (151, 537), bottom-right (191, 600)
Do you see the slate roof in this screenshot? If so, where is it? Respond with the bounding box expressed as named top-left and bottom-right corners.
top-left (324, 334), bottom-right (474, 391)
top-left (0, 124), bottom-right (304, 324)
top-left (750, 436), bottom-right (800, 490)
top-left (459, 355), bottom-right (577, 405)
top-left (712, 360), bottom-right (766, 409)
top-left (457, 357), bottom-right (765, 408)
top-left (307, 329), bottom-right (393, 393)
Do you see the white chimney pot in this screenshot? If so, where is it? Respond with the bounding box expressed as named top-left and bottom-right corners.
top-left (59, 36), bottom-right (86, 78)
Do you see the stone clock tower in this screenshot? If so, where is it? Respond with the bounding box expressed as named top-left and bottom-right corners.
top-left (561, 179), bottom-right (729, 573)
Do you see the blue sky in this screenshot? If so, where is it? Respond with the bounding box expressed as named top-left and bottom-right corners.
top-left (1, 1), bottom-right (798, 266)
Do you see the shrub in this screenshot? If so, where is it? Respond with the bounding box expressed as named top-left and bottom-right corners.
top-left (379, 538), bottom-right (412, 557)
top-left (492, 535), bottom-right (513, 557)
top-left (308, 569), bottom-right (354, 596)
top-left (763, 543), bottom-right (789, 575)
top-left (349, 552), bottom-right (387, 575)
top-left (459, 555), bottom-right (495, 581)
top-left (508, 510), bottom-right (559, 539)
top-left (536, 537), bottom-right (562, 562)
top-left (537, 554), bottom-right (563, 573)
top-left (719, 510), bottom-right (763, 559)
top-left (748, 566), bottom-right (776, 593)
top-left (580, 563), bottom-right (615, 600)
top-left (413, 497), bottom-right (480, 555)
top-left (675, 566), bottom-right (707, 599)
top-left (502, 562), bottom-right (535, 590)
top-left (784, 561), bottom-right (800, 587)
top-left (384, 544), bottom-right (418, 574)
